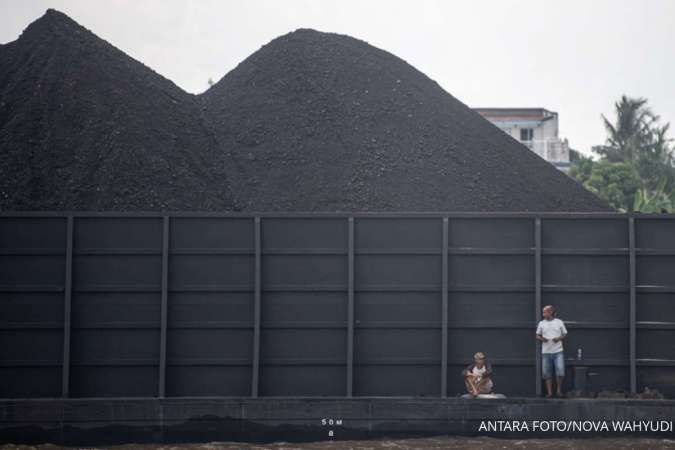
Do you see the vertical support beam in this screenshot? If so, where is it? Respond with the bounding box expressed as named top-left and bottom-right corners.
top-left (61, 216), bottom-right (74, 398)
top-left (251, 217), bottom-right (262, 397)
top-left (441, 217), bottom-right (449, 397)
top-left (534, 217), bottom-right (542, 397)
top-left (346, 217), bottom-right (355, 397)
top-left (158, 216), bottom-right (169, 398)
top-left (629, 217), bottom-right (637, 394)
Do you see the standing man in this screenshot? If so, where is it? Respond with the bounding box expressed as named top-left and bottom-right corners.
top-left (536, 305), bottom-right (567, 397)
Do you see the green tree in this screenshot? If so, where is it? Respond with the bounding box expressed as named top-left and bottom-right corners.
top-left (634, 123), bottom-right (674, 191)
top-left (595, 96), bottom-right (654, 162)
top-left (571, 158), bottom-right (641, 211)
top-left (570, 95), bottom-right (675, 212)
top-left (633, 178), bottom-right (672, 213)
top-left (594, 95), bottom-right (674, 191)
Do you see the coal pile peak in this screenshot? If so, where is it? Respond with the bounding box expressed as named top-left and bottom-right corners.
top-left (0, 10), bottom-right (612, 212)
top-left (0, 9), bottom-right (236, 211)
top-left (201, 27), bottom-right (611, 211)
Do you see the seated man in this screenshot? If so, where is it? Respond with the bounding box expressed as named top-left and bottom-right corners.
top-left (462, 352), bottom-right (494, 397)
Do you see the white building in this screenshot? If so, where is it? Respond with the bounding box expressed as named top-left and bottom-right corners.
top-left (473, 108), bottom-right (571, 172)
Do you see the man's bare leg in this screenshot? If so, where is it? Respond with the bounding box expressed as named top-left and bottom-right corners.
top-left (545, 379), bottom-right (553, 397)
top-left (465, 378), bottom-right (479, 396)
top-left (556, 377), bottom-right (564, 397)
top-left (476, 378), bottom-right (492, 394)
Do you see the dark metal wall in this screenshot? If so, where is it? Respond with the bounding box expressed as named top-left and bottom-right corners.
top-left (1, 213), bottom-right (674, 399)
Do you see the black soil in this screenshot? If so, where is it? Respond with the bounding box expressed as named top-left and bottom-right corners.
top-left (0, 10), bottom-right (612, 212)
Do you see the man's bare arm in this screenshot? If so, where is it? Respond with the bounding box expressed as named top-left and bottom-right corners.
top-left (552, 334), bottom-right (567, 342)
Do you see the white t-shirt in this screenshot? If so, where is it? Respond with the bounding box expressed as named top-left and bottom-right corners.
top-left (471, 365), bottom-right (487, 383)
top-left (536, 318), bottom-right (567, 354)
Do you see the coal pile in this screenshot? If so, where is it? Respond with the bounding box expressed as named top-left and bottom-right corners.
top-left (202, 29), bottom-right (611, 211)
top-left (0, 10), bottom-right (612, 212)
top-left (0, 9), bottom-right (235, 210)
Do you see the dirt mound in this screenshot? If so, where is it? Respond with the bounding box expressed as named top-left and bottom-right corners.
top-left (0, 9), bottom-right (235, 210)
top-left (0, 11), bottom-right (612, 212)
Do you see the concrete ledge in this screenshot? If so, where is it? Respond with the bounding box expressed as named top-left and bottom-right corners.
top-left (0, 397), bottom-right (673, 445)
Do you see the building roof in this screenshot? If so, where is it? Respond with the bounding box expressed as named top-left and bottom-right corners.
top-left (473, 108), bottom-right (557, 122)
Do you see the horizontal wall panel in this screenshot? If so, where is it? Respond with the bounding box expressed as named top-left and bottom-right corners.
top-left (542, 292), bottom-right (628, 324)
top-left (636, 255), bottom-right (675, 286)
top-left (167, 366), bottom-right (250, 397)
top-left (564, 329), bottom-right (628, 361)
top-left (167, 329), bottom-right (252, 361)
top-left (0, 292), bottom-right (64, 325)
top-left (72, 292), bottom-right (160, 327)
top-left (447, 329), bottom-right (534, 361)
top-left (356, 329), bottom-right (440, 361)
top-left (263, 255), bottom-right (346, 287)
top-left (168, 292), bottom-right (253, 325)
top-left (637, 330), bottom-right (675, 360)
top-left (71, 329), bottom-right (159, 362)
top-left (356, 255), bottom-right (440, 288)
top-left (261, 329), bottom-right (346, 361)
top-left (0, 329), bottom-right (63, 362)
top-left (0, 255), bottom-right (64, 287)
top-left (0, 217), bottom-right (66, 250)
top-left (0, 367), bottom-right (62, 398)
top-left (356, 292), bottom-right (440, 323)
top-left (542, 255), bottom-right (628, 286)
top-left (449, 255), bottom-right (533, 286)
top-left (637, 293), bottom-right (675, 323)
top-left (542, 219), bottom-right (628, 248)
top-left (447, 292), bottom-right (533, 325)
top-left (74, 217), bottom-right (162, 250)
top-left (355, 365), bottom-right (439, 396)
top-left (635, 219), bottom-right (675, 249)
top-left (169, 254), bottom-right (253, 289)
top-left (449, 219), bottom-right (533, 248)
top-left (70, 366), bottom-right (157, 397)
top-left (262, 292), bottom-right (346, 323)
top-left (0, 365), bottom-right (61, 398)
top-left (73, 255), bottom-right (161, 288)
top-left (263, 218), bottom-right (347, 250)
top-left (355, 218), bottom-right (442, 250)
top-left (261, 366), bottom-right (346, 396)
top-left (170, 217), bottom-right (253, 250)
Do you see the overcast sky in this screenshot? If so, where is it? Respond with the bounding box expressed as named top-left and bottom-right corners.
top-left (2, 0), bottom-right (673, 155)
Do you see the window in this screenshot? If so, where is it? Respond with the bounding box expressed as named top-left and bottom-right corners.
top-left (520, 128), bottom-right (534, 141)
